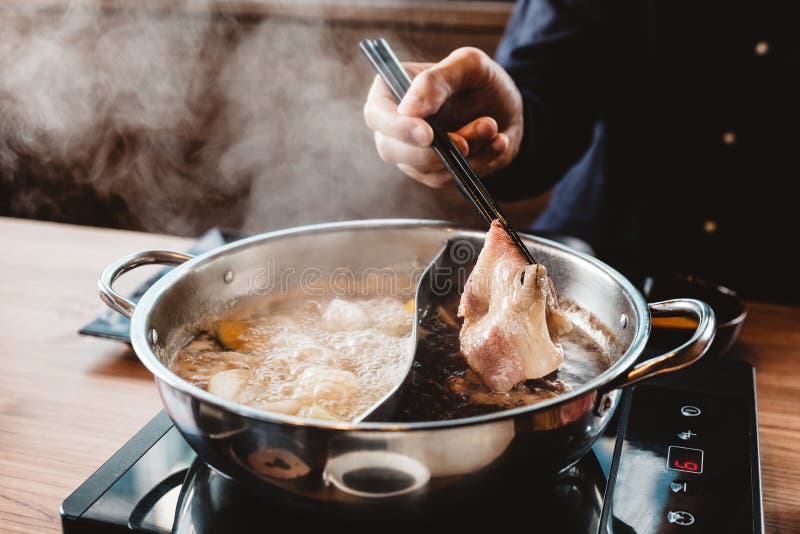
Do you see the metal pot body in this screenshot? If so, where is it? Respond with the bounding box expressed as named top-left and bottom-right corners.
top-left (99, 220), bottom-right (715, 505)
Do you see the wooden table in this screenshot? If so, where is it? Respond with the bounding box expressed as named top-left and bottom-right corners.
top-left (0, 217), bottom-right (798, 533)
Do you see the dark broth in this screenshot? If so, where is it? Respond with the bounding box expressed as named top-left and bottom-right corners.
top-left (393, 298), bottom-right (614, 422)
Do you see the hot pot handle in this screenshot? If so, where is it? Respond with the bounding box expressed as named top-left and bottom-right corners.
top-left (602, 299), bottom-right (716, 393)
top-left (98, 250), bottom-right (194, 319)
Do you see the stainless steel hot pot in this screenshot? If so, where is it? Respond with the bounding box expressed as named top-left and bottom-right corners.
top-left (98, 220), bottom-right (715, 507)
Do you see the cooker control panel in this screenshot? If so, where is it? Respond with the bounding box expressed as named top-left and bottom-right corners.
top-left (607, 357), bottom-right (763, 534)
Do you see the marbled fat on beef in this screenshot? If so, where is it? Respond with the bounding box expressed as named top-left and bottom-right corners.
top-left (457, 220), bottom-right (572, 392)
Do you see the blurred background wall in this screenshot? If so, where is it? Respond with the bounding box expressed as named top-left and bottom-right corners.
top-left (0, 0), bottom-right (550, 237)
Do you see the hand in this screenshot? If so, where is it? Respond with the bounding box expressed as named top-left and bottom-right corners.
top-left (363, 47), bottom-right (523, 188)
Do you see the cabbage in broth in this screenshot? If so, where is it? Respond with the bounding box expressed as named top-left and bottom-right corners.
top-left (170, 294), bottom-right (414, 421)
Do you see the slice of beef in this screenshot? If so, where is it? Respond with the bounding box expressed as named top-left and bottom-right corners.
top-left (457, 220), bottom-right (571, 392)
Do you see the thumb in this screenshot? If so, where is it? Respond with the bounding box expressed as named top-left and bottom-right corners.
top-left (397, 47), bottom-right (491, 119)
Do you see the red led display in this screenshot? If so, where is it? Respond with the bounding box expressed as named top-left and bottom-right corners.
top-left (673, 459), bottom-right (699, 472)
top-left (667, 446), bottom-right (704, 474)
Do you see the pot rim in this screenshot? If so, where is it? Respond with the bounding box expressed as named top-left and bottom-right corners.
top-left (131, 219), bottom-right (650, 431)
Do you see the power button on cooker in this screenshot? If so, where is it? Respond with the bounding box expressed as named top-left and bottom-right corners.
top-left (667, 510), bottom-right (695, 526)
top-left (680, 406), bottom-right (701, 417)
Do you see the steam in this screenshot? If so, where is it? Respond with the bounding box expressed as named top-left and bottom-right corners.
top-left (0, 1), bottom-right (489, 235)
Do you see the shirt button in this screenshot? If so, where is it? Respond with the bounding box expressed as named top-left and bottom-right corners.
top-left (722, 131), bottom-right (737, 145)
top-left (703, 220), bottom-right (718, 234)
top-left (754, 41), bottom-right (770, 56)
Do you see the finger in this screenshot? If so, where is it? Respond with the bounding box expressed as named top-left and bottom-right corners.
top-left (365, 75), bottom-right (433, 146)
top-left (395, 133), bottom-right (507, 189)
top-left (398, 47), bottom-right (492, 118)
top-left (452, 116), bottom-right (498, 153)
top-left (463, 133), bottom-right (514, 177)
top-left (401, 132), bottom-right (512, 189)
top-left (403, 62), bottom-right (434, 77)
top-left (447, 133), bottom-right (470, 157)
top-left (375, 132), bottom-right (442, 168)
top-left (376, 129), bottom-right (472, 170)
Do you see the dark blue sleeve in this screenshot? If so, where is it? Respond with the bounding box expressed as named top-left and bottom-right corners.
top-left (487, 0), bottom-right (612, 200)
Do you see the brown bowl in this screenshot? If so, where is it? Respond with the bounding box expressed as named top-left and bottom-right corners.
top-left (641, 274), bottom-right (747, 356)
